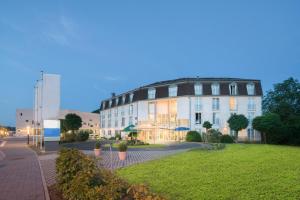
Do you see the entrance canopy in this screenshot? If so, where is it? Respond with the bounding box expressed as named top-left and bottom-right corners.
top-left (122, 125), bottom-right (138, 132)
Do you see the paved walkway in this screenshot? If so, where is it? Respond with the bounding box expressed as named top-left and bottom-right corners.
top-left (39, 142), bottom-right (206, 186)
top-left (0, 137), bottom-right (46, 200)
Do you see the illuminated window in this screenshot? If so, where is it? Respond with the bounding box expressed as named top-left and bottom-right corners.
top-left (194, 83), bottom-right (202, 95)
top-left (148, 102), bottom-right (155, 120)
top-left (212, 98), bottom-right (220, 110)
top-left (211, 83), bottom-right (220, 95)
top-left (247, 83), bottom-right (255, 95)
top-left (229, 82), bottom-right (238, 95)
top-left (168, 85), bottom-right (177, 97)
top-left (148, 88), bottom-right (156, 99)
top-left (229, 97), bottom-right (237, 111)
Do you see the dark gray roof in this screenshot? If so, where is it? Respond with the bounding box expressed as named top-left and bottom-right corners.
top-left (100, 77), bottom-right (263, 110)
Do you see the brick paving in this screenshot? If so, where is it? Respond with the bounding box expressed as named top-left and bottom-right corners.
top-left (39, 143), bottom-right (204, 187)
top-left (0, 138), bottom-right (46, 200)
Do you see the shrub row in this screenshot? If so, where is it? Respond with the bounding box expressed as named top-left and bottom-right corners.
top-left (60, 130), bottom-right (90, 143)
top-left (56, 148), bottom-right (166, 200)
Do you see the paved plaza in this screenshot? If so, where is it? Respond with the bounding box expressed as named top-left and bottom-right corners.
top-left (0, 138), bottom-right (46, 200)
top-left (39, 143), bottom-right (204, 187)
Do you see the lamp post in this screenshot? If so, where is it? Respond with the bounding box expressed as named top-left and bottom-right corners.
top-left (27, 126), bottom-right (30, 145)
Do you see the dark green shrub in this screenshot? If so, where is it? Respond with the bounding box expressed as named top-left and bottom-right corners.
top-left (76, 130), bottom-right (90, 141)
top-left (186, 131), bottom-right (202, 142)
top-left (127, 184), bottom-right (167, 200)
top-left (210, 143), bottom-right (226, 150)
top-left (206, 129), bottom-right (222, 143)
top-left (115, 133), bottom-right (122, 140)
top-left (56, 148), bottom-right (97, 198)
top-left (94, 141), bottom-right (101, 149)
top-left (126, 140), bottom-right (146, 146)
top-left (109, 136), bottom-right (116, 140)
top-left (118, 142), bottom-right (128, 152)
top-left (220, 135), bottom-right (235, 143)
top-left (61, 132), bottom-right (76, 143)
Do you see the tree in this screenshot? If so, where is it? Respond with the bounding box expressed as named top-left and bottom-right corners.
top-left (263, 77), bottom-right (300, 119)
top-left (227, 114), bottom-right (248, 140)
top-left (63, 113), bottom-right (82, 134)
top-left (252, 113), bottom-right (284, 144)
top-left (185, 131), bottom-right (202, 142)
top-left (203, 121), bottom-right (212, 132)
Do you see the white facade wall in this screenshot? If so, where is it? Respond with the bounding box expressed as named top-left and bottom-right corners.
top-left (100, 96), bottom-right (262, 141)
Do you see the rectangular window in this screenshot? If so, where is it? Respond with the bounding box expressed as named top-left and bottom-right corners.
top-left (114, 109), bottom-right (118, 117)
top-left (129, 116), bottom-right (133, 125)
top-left (195, 112), bottom-right (202, 124)
top-left (129, 104), bottom-right (134, 115)
top-left (168, 85), bottom-right (178, 97)
top-left (248, 112), bottom-right (255, 125)
top-left (212, 98), bottom-right (220, 110)
top-left (247, 83), bottom-right (255, 95)
top-left (121, 107), bottom-right (125, 116)
top-left (115, 98), bottom-right (119, 105)
top-left (108, 120), bottom-right (111, 128)
top-left (212, 112), bottom-right (220, 125)
top-left (130, 93), bottom-right (134, 102)
top-left (115, 120), bottom-right (118, 127)
top-left (195, 97), bottom-right (202, 111)
top-left (148, 102), bottom-right (155, 120)
top-left (248, 97), bottom-right (256, 110)
top-left (194, 84), bottom-right (202, 95)
top-left (108, 130), bottom-right (111, 136)
top-left (148, 88), bottom-right (156, 99)
top-left (211, 83), bottom-right (220, 95)
top-left (229, 97), bottom-right (237, 111)
top-left (122, 95), bottom-right (126, 104)
top-left (121, 117), bottom-right (125, 126)
top-left (229, 83), bottom-right (237, 95)
top-left (247, 128), bottom-right (254, 141)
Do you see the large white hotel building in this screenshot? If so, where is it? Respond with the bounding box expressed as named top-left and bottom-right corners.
top-left (99, 78), bottom-right (263, 143)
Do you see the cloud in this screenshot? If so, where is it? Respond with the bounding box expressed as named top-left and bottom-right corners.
top-left (42, 15), bottom-right (78, 46)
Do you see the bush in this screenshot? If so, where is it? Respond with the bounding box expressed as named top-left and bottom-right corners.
top-left (109, 136), bottom-right (116, 140)
top-left (206, 129), bottom-right (222, 143)
top-left (118, 142), bottom-right (128, 152)
top-left (126, 140), bottom-right (147, 146)
top-left (115, 133), bottom-right (122, 140)
top-left (220, 135), bottom-right (235, 143)
top-left (94, 141), bottom-right (101, 149)
top-left (61, 132), bottom-right (76, 143)
top-left (127, 184), bottom-right (167, 200)
top-left (76, 130), bottom-right (90, 141)
top-left (56, 148), bottom-right (97, 199)
top-left (186, 131), bottom-right (202, 142)
top-left (210, 143), bottom-right (226, 150)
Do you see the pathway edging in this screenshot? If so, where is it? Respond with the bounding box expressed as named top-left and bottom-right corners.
top-left (30, 147), bottom-right (50, 200)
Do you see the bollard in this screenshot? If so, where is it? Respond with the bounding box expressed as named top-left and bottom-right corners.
top-left (27, 134), bottom-right (29, 145)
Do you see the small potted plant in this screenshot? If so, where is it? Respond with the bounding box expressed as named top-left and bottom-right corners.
top-left (94, 141), bottom-right (101, 157)
top-left (118, 142), bottom-right (128, 160)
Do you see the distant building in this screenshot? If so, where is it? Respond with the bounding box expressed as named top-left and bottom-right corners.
top-left (99, 77), bottom-right (263, 143)
top-left (16, 109), bottom-right (100, 138)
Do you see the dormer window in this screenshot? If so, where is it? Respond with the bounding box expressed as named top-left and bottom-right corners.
top-left (194, 83), bottom-right (202, 95)
top-left (109, 100), bottom-right (112, 107)
top-left (115, 98), bottom-right (119, 105)
top-left (211, 83), bottom-right (220, 95)
top-left (148, 88), bottom-right (156, 99)
top-left (229, 82), bottom-right (238, 95)
top-left (122, 95), bottom-right (126, 104)
top-left (129, 93), bottom-right (134, 102)
top-left (247, 83), bottom-right (255, 95)
top-left (168, 85), bottom-right (177, 97)
top-left (103, 102), bottom-right (105, 109)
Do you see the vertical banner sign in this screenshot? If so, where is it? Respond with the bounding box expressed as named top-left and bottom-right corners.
top-left (44, 120), bottom-right (60, 141)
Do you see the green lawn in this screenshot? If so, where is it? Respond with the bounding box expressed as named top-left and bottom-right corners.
top-left (118, 144), bottom-right (300, 200)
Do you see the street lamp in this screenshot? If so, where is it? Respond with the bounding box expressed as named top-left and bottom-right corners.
top-left (27, 126), bottom-right (30, 145)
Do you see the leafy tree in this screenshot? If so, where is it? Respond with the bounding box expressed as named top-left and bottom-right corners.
top-left (227, 114), bottom-right (248, 140)
top-left (186, 131), bottom-right (202, 142)
top-left (252, 113), bottom-right (284, 144)
top-left (263, 77), bottom-right (300, 119)
top-left (203, 121), bottom-right (212, 132)
top-left (63, 113), bottom-right (82, 134)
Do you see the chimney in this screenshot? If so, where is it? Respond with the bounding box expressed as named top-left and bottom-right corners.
top-left (111, 92), bottom-right (116, 97)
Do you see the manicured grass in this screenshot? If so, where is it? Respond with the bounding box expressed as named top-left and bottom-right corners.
top-left (118, 144), bottom-right (300, 199)
top-left (111, 143), bottom-right (166, 149)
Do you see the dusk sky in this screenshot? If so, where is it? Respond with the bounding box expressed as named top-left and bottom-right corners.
top-left (1, 0), bottom-right (300, 126)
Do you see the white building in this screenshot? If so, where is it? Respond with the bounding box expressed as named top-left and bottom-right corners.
top-left (16, 109), bottom-right (100, 138)
top-left (99, 78), bottom-right (263, 143)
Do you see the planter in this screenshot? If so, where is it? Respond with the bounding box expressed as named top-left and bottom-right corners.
top-left (94, 149), bottom-right (101, 157)
top-left (118, 151), bottom-right (127, 160)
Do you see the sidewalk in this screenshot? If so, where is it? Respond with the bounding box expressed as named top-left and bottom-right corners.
top-left (0, 138), bottom-right (46, 200)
